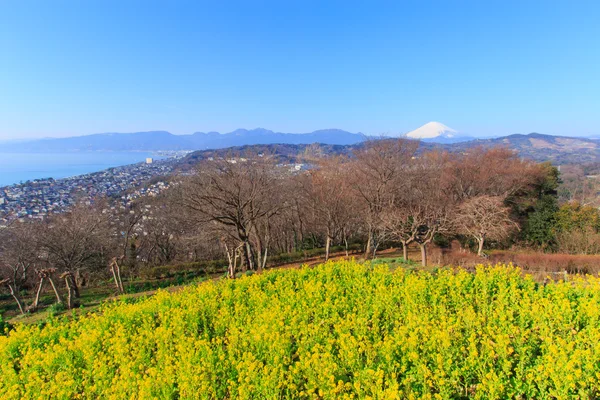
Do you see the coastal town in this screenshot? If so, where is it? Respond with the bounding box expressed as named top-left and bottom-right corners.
top-left (0, 156), bottom-right (184, 226)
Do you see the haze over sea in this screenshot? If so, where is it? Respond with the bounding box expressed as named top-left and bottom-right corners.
top-left (0, 152), bottom-right (162, 187)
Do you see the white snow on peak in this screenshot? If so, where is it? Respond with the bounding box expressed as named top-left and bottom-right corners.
top-left (405, 122), bottom-right (457, 139)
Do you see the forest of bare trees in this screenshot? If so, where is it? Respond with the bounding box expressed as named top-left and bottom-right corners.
top-left (0, 140), bottom-right (559, 314)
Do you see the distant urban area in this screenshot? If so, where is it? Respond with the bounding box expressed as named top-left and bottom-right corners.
top-left (0, 153), bottom-right (189, 226)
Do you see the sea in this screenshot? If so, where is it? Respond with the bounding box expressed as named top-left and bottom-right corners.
top-left (0, 152), bottom-right (164, 187)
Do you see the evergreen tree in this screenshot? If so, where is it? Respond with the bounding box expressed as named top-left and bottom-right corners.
top-left (522, 163), bottom-right (560, 249)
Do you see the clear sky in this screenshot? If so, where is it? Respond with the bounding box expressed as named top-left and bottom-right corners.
top-left (1, 0), bottom-right (599, 139)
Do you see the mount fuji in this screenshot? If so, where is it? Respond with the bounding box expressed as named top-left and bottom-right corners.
top-left (402, 122), bottom-right (475, 144)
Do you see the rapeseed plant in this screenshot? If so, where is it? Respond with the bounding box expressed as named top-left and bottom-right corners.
top-left (1, 261), bottom-right (599, 399)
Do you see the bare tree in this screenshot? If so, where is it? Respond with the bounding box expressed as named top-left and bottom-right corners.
top-left (139, 210), bottom-right (179, 267)
top-left (454, 195), bottom-right (518, 256)
top-left (447, 147), bottom-right (539, 202)
top-left (0, 278), bottom-right (25, 315)
top-left (350, 138), bottom-right (419, 257)
top-left (180, 154), bottom-right (284, 272)
top-left (410, 152), bottom-right (455, 266)
top-left (379, 207), bottom-right (417, 261)
top-left (29, 268), bottom-right (62, 311)
top-left (299, 157), bottom-right (354, 261)
top-left (38, 204), bottom-right (110, 298)
top-left (108, 256), bottom-right (125, 294)
top-left (0, 222), bottom-right (39, 294)
top-left (221, 236), bottom-right (244, 278)
top-left (115, 202), bottom-right (145, 266)
top-left (60, 271), bottom-right (77, 309)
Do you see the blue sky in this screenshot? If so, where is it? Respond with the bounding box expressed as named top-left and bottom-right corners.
top-left (1, 0), bottom-right (599, 139)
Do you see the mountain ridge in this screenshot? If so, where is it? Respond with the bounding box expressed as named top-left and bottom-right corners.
top-left (2, 129), bottom-right (599, 164)
top-left (179, 132), bottom-right (600, 167)
top-left (0, 128), bottom-right (368, 152)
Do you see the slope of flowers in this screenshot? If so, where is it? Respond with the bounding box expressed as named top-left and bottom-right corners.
top-left (2, 262), bottom-right (600, 399)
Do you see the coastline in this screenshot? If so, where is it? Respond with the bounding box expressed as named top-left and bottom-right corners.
top-left (0, 151), bottom-right (185, 188)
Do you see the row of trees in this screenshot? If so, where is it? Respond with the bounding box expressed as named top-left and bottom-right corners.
top-left (178, 141), bottom-right (549, 272)
top-left (0, 140), bottom-right (554, 314)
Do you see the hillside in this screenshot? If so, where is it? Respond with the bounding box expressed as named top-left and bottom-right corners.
top-left (177, 133), bottom-right (600, 167)
top-left (447, 133), bottom-right (600, 164)
top-left (176, 142), bottom-right (359, 170)
top-left (1, 261), bottom-right (599, 398)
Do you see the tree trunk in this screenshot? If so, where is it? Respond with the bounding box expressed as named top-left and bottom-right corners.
top-left (420, 244), bottom-right (428, 267)
top-left (364, 227), bottom-right (372, 258)
top-left (224, 243), bottom-right (235, 279)
top-left (74, 269), bottom-right (84, 292)
top-left (402, 241), bottom-right (409, 261)
top-left (256, 243), bottom-right (263, 273)
top-left (244, 241), bottom-right (254, 271)
top-left (12, 268), bottom-right (20, 294)
top-left (48, 277), bottom-right (62, 304)
top-left (261, 247), bottom-right (268, 271)
top-left (71, 272), bottom-right (81, 298)
top-left (64, 276), bottom-right (73, 309)
top-left (32, 278), bottom-right (45, 310)
top-left (372, 240), bottom-right (381, 260)
top-left (115, 263), bottom-right (124, 294)
top-left (477, 237), bottom-right (485, 257)
top-left (111, 265), bottom-right (120, 292)
top-left (7, 284), bottom-right (25, 315)
top-left (344, 236), bottom-right (349, 258)
top-left (325, 235), bottom-right (332, 261)
top-left (234, 247), bottom-right (242, 277)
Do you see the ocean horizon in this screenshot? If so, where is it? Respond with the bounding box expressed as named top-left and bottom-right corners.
top-left (0, 151), bottom-right (164, 187)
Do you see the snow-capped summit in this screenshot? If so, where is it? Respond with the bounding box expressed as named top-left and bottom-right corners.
top-left (405, 122), bottom-right (457, 139)
top-left (400, 122), bottom-right (474, 144)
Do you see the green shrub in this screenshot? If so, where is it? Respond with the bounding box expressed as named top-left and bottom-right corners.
top-left (46, 303), bottom-right (66, 319)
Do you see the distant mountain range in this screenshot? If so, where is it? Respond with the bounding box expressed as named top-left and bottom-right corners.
top-left (0, 122), bottom-right (476, 152)
top-left (2, 124), bottom-right (599, 165)
top-left (0, 128), bottom-right (366, 152)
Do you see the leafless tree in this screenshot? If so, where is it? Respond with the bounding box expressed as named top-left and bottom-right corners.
top-left (558, 165), bottom-right (599, 206)
top-left (180, 153), bottom-right (284, 272)
top-left (139, 210), bottom-right (179, 267)
top-left (454, 195), bottom-right (518, 256)
top-left (447, 147), bottom-right (539, 201)
top-left (408, 152), bottom-right (456, 266)
top-left (114, 202), bottom-right (145, 265)
top-left (0, 222), bottom-right (40, 294)
top-left (0, 278), bottom-right (25, 315)
top-left (37, 204), bottom-right (110, 298)
top-left (29, 268), bottom-right (62, 311)
top-left (221, 236), bottom-right (244, 278)
top-left (60, 271), bottom-right (77, 309)
top-left (108, 256), bottom-right (125, 294)
top-left (299, 157), bottom-right (355, 260)
top-left (379, 206), bottom-right (418, 261)
top-left (350, 138), bottom-right (419, 257)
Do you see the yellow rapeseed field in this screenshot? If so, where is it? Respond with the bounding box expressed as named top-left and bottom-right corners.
top-left (1, 261), bottom-right (600, 399)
